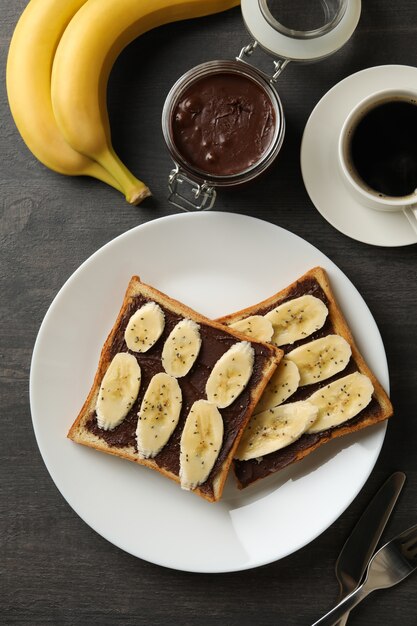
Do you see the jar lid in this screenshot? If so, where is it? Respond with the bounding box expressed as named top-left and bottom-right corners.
top-left (241, 0), bottom-right (361, 61)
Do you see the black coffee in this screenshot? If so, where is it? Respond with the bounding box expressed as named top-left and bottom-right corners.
top-left (350, 100), bottom-right (417, 197)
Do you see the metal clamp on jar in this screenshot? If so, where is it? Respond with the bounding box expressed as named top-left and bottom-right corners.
top-left (162, 0), bottom-right (361, 211)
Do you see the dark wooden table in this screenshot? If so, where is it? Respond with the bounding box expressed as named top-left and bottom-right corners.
top-left (2, 1), bottom-right (416, 624)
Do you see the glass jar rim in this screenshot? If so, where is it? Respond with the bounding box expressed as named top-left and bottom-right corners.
top-left (258, 0), bottom-right (348, 41)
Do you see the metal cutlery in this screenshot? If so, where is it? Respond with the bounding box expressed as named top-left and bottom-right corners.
top-left (334, 471), bottom-right (406, 626)
top-left (312, 523), bottom-right (417, 626)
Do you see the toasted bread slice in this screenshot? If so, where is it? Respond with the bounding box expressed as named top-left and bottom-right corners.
top-left (68, 276), bottom-right (282, 502)
top-left (217, 267), bottom-right (393, 489)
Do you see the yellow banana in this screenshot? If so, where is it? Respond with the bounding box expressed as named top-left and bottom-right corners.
top-left (6, 0), bottom-right (122, 193)
top-left (51, 0), bottom-right (240, 205)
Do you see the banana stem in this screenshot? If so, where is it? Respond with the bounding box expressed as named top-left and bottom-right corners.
top-left (83, 161), bottom-right (124, 193)
top-left (98, 148), bottom-right (151, 204)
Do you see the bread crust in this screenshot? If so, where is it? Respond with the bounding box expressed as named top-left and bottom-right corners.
top-left (68, 276), bottom-right (283, 502)
top-left (217, 267), bottom-right (393, 488)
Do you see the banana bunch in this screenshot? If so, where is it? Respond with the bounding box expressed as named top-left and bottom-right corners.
top-left (7, 0), bottom-right (239, 204)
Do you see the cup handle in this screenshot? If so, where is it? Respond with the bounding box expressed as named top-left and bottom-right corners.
top-left (402, 205), bottom-right (417, 236)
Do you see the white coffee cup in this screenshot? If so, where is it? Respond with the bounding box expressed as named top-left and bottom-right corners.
top-left (338, 88), bottom-right (417, 235)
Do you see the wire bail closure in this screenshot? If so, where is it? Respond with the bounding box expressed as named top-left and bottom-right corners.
top-left (168, 165), bottom-right (217, 212)
top-left (236, 41), bottom-right (291, 83)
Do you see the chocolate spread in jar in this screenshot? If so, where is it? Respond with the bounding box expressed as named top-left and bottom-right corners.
top-left (171, 72), bottom-right (276, 177)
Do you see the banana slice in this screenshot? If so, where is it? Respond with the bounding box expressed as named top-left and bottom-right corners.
top-left (254, 358), bottom-right (300, 414)
top-left (286, 334), bottom-right (352, 386)
top-left (229, 315), bottom-right (274, 342)
top-left (264, 295), bottom-right (328, 346)
top-left (179, 400), bottom-right (223, 491)
top-left (307, 372), bottom-right (374, 433)
top-left (206, 341), bottom-right (255, 409)
top-left (161, 319), bottom-right (202, 378)
top-left (96, 352), bottom-right (141, 430)
top-left (235, 401), bottom-right (319, 461)
top-left (124, 301), bottom-right (165, 353)
top-left (136, 372), bottom-right (182, 458)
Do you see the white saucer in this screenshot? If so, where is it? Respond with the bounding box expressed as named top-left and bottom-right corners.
top-left (301, 64), bottom-right (417, 247)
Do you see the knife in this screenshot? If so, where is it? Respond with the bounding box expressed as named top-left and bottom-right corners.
top-left (334, 471), bottom-right (406, 626)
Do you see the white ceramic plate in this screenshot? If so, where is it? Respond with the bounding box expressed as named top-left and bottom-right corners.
top-left (301, 64), bottom-right (417, 247)
top-left (30, 212), bottom-right (388, 573)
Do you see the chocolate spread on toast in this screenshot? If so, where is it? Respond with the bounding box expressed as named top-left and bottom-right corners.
top-left (87, 295), bottom-right (274, 497)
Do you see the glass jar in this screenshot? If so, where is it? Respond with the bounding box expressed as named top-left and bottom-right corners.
top-left (162, 59), bottom-right (285, 211)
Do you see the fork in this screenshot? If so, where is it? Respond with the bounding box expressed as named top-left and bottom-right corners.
top-left (311, 523), bottom-right (417, 626)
